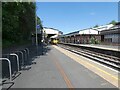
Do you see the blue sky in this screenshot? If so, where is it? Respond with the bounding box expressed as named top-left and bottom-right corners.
top-left (36, 2), bottom-right (118, 34)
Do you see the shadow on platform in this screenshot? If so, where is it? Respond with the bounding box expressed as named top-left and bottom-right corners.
top-left (24, 43), bottom-right (51, 68)
top-left (2, 43), bottom-right (52, 90)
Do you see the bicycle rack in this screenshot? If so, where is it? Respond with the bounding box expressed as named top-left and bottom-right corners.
top-left (9, 53), bottom-right (20, 72)
top-left (0, 58), bottom-right (12, 81)
top-left (1, 48), bottom-right (30, 85)
top-left (24, 50), bottom-right (27, 60)
top-left (14, 51), bottom-right (24, 67)
top-left (23, 50), bottom-right (27, 64)
top-left (1, 48), bottom-right (31, 88)
top-left (25, 48), bottom-right (29, 59)
top-left (2, 53), bottom-right (20, 72)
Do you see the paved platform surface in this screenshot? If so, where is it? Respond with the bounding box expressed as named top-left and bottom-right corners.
top-left (64, 43), bottom-right (119, 51)
top-left (2, 45), bottom-right (118, 89)
top-left (79, 44), bottom-right (119, 51)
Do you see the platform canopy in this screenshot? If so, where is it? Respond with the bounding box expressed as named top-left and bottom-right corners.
top-left (50, 34), bottom-right (59, 39)
top-left (43, 27), bottom-right (63, 38)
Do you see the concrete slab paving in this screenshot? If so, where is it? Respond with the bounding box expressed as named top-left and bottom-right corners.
top-left (2, 45), bottom-right (118, 89)
top-left (10, 54), bottom-right (67, 88)
top-left (51, 46), bottom-right (117, 88)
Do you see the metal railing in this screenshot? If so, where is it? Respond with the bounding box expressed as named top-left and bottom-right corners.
top-left (0, 58), bottom-right (12, 81)
top-left (14, 51), bottom-right (24, 68)
top-left (1, 48), bottom-right (30, 85)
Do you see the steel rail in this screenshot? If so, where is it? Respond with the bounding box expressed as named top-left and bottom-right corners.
top-left (58, 44), bottom-right (120, 71)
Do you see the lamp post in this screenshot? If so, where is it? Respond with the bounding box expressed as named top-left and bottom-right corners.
top-left (35, 1), bottom-right (38, 54)
top-left (36, 16), bottom-right (38, 47)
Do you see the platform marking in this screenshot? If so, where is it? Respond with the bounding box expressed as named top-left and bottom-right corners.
top-left (50, 52), bottom-right (74, 89)
top-left (53, 45), bottom-right (119, 87)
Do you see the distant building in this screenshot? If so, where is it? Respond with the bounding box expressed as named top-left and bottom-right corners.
top-left (100, 22), bottom-right (120, 44)
top-left (42, 27), bottom-right (63, 43)
top-left (60, 29), bottom-right (101, 44)
top-left (59, 24), bottom-right (115, 44)
top-left (79, 28), bottom-right (98, 34)
top-left (43, 27), bottom-right (63, 37)
top-left (78, 24), bottom-right (114, 35)
top-left (92, 24), bottom-right (114, 32)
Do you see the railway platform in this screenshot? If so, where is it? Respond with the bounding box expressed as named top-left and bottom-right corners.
top-left (78, 44), bottom-right (119, 51)
top-left (60, 43), bottom-right (119, 52)
top-left (2, 45), bottom-right (119, 89)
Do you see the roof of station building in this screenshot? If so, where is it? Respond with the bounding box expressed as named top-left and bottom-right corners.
top-left (100, 22), bottom-right (120, 34)
top-left (43, 27), bottom-right (63, 35)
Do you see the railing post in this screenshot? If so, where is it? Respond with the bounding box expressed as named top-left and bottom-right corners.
top-left (23, 50), bottom-right (27, 65)
top-left (15, 51), bottom-right (24, 66)
top-left (0, 58), bottom-right (12, 81)
top-left (10, 53), bottom-right (20, 72)
top-left (25, 48), bottom-right (29, 59)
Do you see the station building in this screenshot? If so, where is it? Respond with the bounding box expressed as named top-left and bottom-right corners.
top-left (100, 22), bottom-right (120, 44)
top-left (42, 27), bottom-right (63, 43)
top-left (31, 27), bottom-right (63, 45)
top-left (60, 29), bottom-right (101, 44)
top-left (60, 24), bottom-right (114, 44)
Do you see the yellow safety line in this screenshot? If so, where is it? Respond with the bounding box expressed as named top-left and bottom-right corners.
top-left (50, 53), bottom-right (74, 89)
top-left (53, 45), bottom-right (119, 87)
top-left (85, 60), bottom-right (119, 80)
top-left (67, 52), bottom-right (119, 80)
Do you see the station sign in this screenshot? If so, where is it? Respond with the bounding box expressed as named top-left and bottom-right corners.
top-left (37, 25), bottom-right (40, 29)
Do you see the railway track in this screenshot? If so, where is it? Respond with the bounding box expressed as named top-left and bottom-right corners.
top-left (57, 44), bottom-right (120, 71)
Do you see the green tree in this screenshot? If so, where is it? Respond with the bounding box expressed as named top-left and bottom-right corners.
top-left (89, 37), bottom-right (100, 44)
top-left (109, 20), bottom-right (117, 25)
top-left (2, 2), bottom-right (43, 47)
top-left (93, 25), bottom-right (99, 28)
